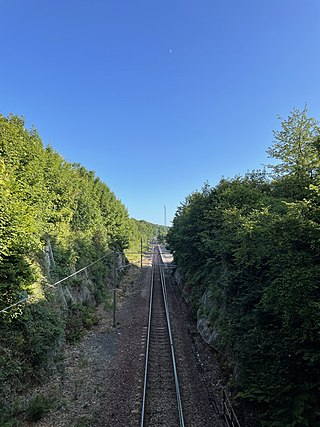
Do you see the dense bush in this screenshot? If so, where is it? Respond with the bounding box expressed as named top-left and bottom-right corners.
top-left (167, 107), bottom-right (320, 426)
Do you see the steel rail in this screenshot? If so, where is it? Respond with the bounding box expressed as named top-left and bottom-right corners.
top-left (140, 245), bottom-right (185, 427)
top-left (158, 247), bottom-right (185, 427)
top-left (140, 246), bottom-right (156, 427)
top-left (158, 246), bottom-right (241, 427)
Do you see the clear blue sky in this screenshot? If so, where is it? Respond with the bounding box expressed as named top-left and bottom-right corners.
top-left (1, 0), bottom-right (320, 225)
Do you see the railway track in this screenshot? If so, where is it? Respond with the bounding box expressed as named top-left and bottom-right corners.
top-left (140, 245), bottom-right (185, 427)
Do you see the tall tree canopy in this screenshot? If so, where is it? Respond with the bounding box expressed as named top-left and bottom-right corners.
top-left (267, 106), bottom-right (320, 180)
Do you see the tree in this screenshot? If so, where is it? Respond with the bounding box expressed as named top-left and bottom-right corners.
top-left (267, 106), bottom-right (320, 180)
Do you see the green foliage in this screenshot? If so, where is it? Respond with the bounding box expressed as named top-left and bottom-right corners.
top-left (0, 254), bottom-right (37, 314)
top-left (66, 303), bottom-right (99, 343)
top-left (0, 299), bottom-right (65, 394)
top-left (168, 109), bottom-right (320, 426)
top-left (267, 106), bottom-right (320, 181)
top-left (0, 112), bottom-right (133, 317)
top-left (0, 420), bottom-right (20, 427)
top-left (0, 113), bottom-right (163, 403)
top-left (74, 416), bottom-right (93, 427)
top-left (0, 400), bottom-right (22, 427)
top-left (21, 302), bottom-right (65, 368)
top-left (26, 394), bottom-right (53, 422)
top-left (126, 218), bottom-right (167, 263)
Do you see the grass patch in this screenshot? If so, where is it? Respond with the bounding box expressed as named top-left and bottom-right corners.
top-left (74, 415), bottom-right (92, 427)
top-left (26, 394), bottom-right (53, 422)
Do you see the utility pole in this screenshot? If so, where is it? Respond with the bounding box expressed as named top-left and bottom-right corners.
top-left (113, 249), bottom-right (117, 327)
top-left (164, 205), bottom-right (166, 227)
top-left (140, 237), bottom-right (143, 269)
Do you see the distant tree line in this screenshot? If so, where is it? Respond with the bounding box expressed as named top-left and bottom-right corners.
top-left (0, 113), bottom-right (165, 412)
top-left (167, 107), bottom-right (320, 426)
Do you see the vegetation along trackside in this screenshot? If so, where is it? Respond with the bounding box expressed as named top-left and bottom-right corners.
top-left (0, 113), bottom-right (167, 423)
top-left (167, 106), bottom-right (320, 426)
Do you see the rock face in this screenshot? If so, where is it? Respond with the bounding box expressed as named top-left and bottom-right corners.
top-left (197, 291), bottom-right (220, 346)
top-left (43, 238), bottom-right (127, 308)
top-left (174, 269), bottom-right (219, 347)
top-left (174, 270), bottom-right (183, 287)
top-left (44, 238), bottom-right (56, 278)
top-left (197, 317), bottom-right (219, 346)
